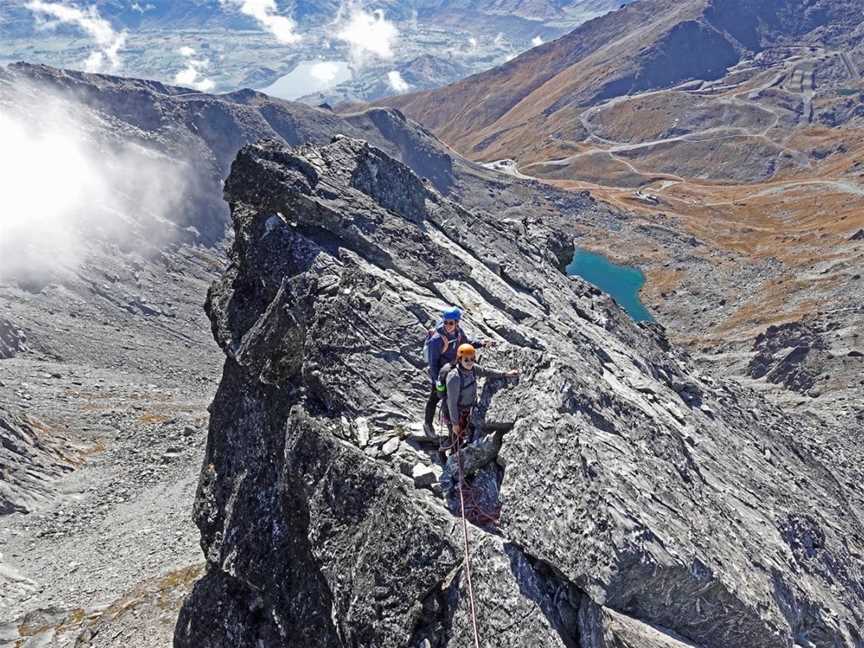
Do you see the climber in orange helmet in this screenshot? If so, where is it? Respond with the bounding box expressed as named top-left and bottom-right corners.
top-left (436, 343), bottom-right (518, 454)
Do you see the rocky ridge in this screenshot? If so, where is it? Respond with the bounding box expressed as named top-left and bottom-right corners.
top-left (0, 62), bottom-right (621, 646)
top-left (377, 0), bottom-right (864, 430)
top-left (175, 137), bottom-right (864, 647)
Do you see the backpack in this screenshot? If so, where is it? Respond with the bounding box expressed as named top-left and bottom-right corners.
top-left (435, 362), bottom-right (464, 401)
top-left (422, 321), bottom-right (456, 366)
top-left (422, 326), bottom-right (437, 366)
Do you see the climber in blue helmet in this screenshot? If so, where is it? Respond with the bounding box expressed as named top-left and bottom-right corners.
top-left (422, 306), bottom-right (492, 438)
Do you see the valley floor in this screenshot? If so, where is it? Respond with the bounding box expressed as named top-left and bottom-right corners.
top-left (482, 47), bottom-right (864, 428)
top-left (0, 243), bottom-right (223, 645)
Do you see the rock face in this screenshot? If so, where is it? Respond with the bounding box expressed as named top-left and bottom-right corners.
top-left (748, 321), bottom-right (828, 394)
top-left (175, 138), bottom-right (864, 647)
top-left (0, 318), bottom-right (27, 359)
top-left (0, 407), bottom-right (76, 515)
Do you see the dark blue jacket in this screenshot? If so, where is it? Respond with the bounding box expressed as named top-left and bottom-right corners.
top-left (426, 324), bottom-right (483, 383)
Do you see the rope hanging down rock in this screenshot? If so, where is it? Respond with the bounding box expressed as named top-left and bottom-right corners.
top-left (455, 427), bottom-right (482, 648)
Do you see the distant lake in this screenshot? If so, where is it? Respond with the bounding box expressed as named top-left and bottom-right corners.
top-left (566, 248), bottom-right (654, 322)
top-left (260, 60), bottom-right (352, 101)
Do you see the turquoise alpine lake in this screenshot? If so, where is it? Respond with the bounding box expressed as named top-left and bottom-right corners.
top-left (566, 248), bottom-right (654, 322)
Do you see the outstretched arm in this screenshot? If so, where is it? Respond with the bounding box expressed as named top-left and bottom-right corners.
top-left (475, 365), bottom-right (519, 380)
top-left (465, 332), bottom-right (489, 349)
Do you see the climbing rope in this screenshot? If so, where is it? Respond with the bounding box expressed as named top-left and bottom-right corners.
top-left (454, 422), bottom-right (482, 648)
top-left (460, 481), bottom-right (501, 526)
top-left (439, 410), bottom-right (501, 527)
top-left (437, 407), bottom-right (504, 645)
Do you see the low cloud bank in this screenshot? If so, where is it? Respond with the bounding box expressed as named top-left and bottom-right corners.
top-left (387, 70), bottom-right (409, 93)
top-left (25, 0), bottom-right (126, 73)
top-left (336, 6), bottom-right (398, 65)
top-left (174, 47), bottom-right (215, 91)
top-left (0, 91), bottom-right (193, 283)
top-left (222, 0), bottom-right (301, 44)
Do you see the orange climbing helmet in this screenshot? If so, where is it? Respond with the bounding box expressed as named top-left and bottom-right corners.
top-left (456, 343), bottom-right (476, 360)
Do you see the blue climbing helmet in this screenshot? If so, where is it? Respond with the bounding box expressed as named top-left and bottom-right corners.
top-left (442, 306), bottom-right (462, 322)
top-left (423, 306), bottom-right (463, 365)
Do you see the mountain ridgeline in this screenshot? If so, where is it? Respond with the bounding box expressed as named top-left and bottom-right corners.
top-left (173, 136), bottom-right (864, 647)
top-left (2, 43), bottom-right (863, 647)
top-left (379, 0), bottom-right (863, 160)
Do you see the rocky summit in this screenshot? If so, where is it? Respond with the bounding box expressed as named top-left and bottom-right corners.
top-left (175, 137), bottom-right (864, 647)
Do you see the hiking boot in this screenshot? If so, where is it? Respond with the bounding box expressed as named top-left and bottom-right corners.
top-left (423, 422), bottom-right (435, 439)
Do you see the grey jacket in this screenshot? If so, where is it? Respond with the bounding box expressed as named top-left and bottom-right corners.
top-left (444, 364), bottom-right (506, 423)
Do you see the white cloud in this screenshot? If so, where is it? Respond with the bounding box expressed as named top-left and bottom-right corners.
top-left (336, 8), bottom-right (398, 64)
top-left (493, 32), bottom-right (505, 47)
top-left (175, 46), bottom-right (215, 91)
top-left (222, 0), bottom-right (301, 44)
top-left (0, 95), bottom-right (192, 282)
top-left (387, 70), bottom-right (410, 93)
top-left (468, 37), bottom-right (478, 51)
top-left (309, 61), bottom-right (344, 83)
top-left (531, 35), bottom-right (543, 47)
top-left (174, 61), bottom-right (215, 91)
top-left (25, 0), bottom-right (127, 73)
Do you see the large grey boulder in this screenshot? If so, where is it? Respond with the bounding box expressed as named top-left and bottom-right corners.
top-left (175, 137), bottom-right (864, 647)
top-left (748, 321), bottom-right (829, 394)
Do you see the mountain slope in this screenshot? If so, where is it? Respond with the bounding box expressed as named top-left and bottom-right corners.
top-left (380, 0), bottom-right (862, 161)
top-left (376, 0), bottom-right (864, 425)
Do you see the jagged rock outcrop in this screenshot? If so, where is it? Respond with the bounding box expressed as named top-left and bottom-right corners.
top-left (175, 138), bottom-right (864, 647)
top-left (0, 318), bottom-right (27, 359)
top-left (0, 407), bottom-right (77, 514)
top-left (748, 321), bottom-right (829, 394)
